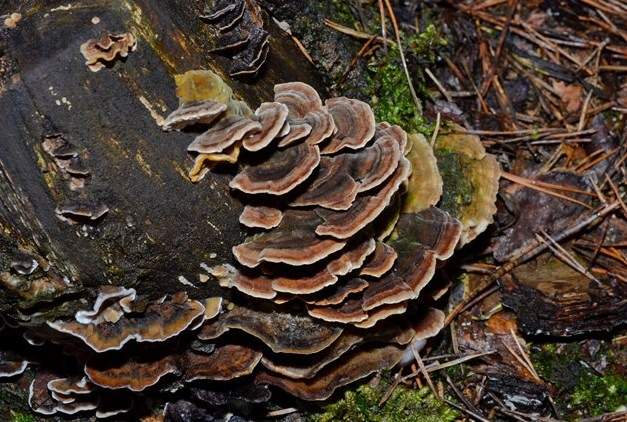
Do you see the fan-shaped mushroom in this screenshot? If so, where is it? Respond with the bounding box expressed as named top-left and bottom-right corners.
top-left (85, 355), bottom-right (178, 392)
top-left (162, 100), bottom-right (227, 131)
top-left (239, 205), bottom-right (283, 229)
top-left (229, 142), bottom-right (321, 195)
top-left (79, 31), bottom-right (136, 72)
top-left (198, 303), bottom-right (343, 354)
top-left (0, 350), bottom-right (28, 378)
top-left (274, 82), bottom-right (336, 145)
top-left (321, 97), bottom-right (376, 154)
top-left (47, 292), bottom-right (206, 352)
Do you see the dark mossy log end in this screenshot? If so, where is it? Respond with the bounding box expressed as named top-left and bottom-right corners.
top-left (499, 255), bottom-right (627, 337)
top-left (0, 0), bottom-right (325, 314)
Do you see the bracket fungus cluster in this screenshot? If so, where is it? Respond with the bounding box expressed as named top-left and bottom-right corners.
top-left (27, 287), bottom-right (223, 417)
top-left (42, 132), bottom-right (109, 224)
top-left (200, 0), bottom-right (269, 77)
top-left (21, 70), bottom-right (498, 418)
top-left (148, 69), bottom-right (498, 403)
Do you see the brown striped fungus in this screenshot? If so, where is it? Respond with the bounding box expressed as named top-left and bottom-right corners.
top-left (79, 31), bottom-right (137, 72)
top-left (157, 69), bottom-right (498, 401)
top-left (34, 69), bottom-right (498, 417)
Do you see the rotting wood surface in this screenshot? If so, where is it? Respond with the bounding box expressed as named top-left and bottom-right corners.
top-left (0, 0), bottom-right (325, 312)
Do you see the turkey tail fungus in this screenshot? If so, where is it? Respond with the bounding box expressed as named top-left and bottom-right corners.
top-left (25, 69), bottom-right (500, 417)
top-left (0, 3), bottom-right (499, 413)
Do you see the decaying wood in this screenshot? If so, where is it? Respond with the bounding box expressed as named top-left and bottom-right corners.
top-left (500, 256), bottom-right (627, 336)
top-left (0, 0), bottom-right (324, 314)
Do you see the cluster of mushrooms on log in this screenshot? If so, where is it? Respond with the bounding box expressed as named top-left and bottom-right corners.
top-left (0, 14), bottom-right (499, 416)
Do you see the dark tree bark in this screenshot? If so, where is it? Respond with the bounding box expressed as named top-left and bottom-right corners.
top-left (0, 0), bottom-right (325, 314)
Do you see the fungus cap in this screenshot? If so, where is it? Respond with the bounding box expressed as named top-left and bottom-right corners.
top-left (0, 351), bottom-right (28, 378)
top-left (188, 115), bottom-right (261, 154)
top-left (229, 142), bottom-right (321, 195)
top-left (232, 210), bottom-right (347, 268)
top-left (47, 295), bottom-right (205, 352)
top-left (184, 344), bottom-right (262, 381)
top-left (321, 97), bottom-right (376, 154)
top-left (79, 31), bottom-right (136, 72)
top-left (162, 100), bottom-right (227, 131)
top-left (85, 355), bottom-right (178, 392)
top-left (243, 102), bottom-right (290, 151)
top-left (198, 303), bottom-right (343, 354)
top-left (239, 205), bottom-right (283, 229)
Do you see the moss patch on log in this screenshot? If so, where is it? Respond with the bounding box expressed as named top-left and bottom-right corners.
top-left (306, 376), bottom-right (460, 422)
top-left (532, 341), bottom-right (627, 417)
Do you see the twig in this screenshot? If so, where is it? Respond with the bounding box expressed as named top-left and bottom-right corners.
top-left (377, 0), bottom-right (388, 55)
top-left (501, 172), bottom-right (594, 209)
top-left (430, 111), bottom-right (441, 147)
top-left (265, 408), bottom-right (298, 417)
top-left (576, 147), bottom-right (619, 173)
top-left (323, 19), bottom-right (394, 45)
top-left (598, 151), bottom-right (626, 190)
top-left (588, 218), bottom-right (610, 271)
top-left (537, 230), bottom-right (600, 282)
top-left (578, 90), bottom-right (594, 132)
top-left (410, 342), bottom-right (437, 398)
top-left (442, 398), bottom-right (493, 422)
top-left (579, 0), bottom-right (626, 15)
top-left (425, 67), bottom-right (453, 102)
top-left (480, 0), bottom-right (519, 96)
top-left (444, 375), bottom-right (488, 419)
top-left (507, 328), bottom-right (540, 381)
top-left (379, 367), bottom-right (403, 406)
top-left (578, 410), bottom-right (627, 422)
top-left (605, 174), bottom-right (627, 216)
top-left (339, 34), bottom-right (379, 85)
top-left (403, 350), bottom-right (496, 380)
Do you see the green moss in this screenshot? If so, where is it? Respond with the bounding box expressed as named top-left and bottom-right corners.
top-left (368, 54), bottom-right (430, 134)
top-left (572, 373), bottom-right (627, 416)
top-left (531, 342), bottom-right (627, 417)
top-left (367, 24), bottom-right (447, 135)
top-left (532, 343), bottom-right (587, 391)
top-left (9, 411), bottom-right (36, 422)
top-left (406, 24), bottom-right (448, 63)
top-left (306, 379), bottom-right (460, 422)
top-left (328, 0), bottom-right (357, 26)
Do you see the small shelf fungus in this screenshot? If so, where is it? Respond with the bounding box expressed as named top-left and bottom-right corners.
top-left (42, 132), bottom-right (108, 224)
top-left (199, 0), bottom-right (270, 77)
top-left (30, 71), bottom-right (498, 418)
top-left (79, 31), bottom-right (137, 72)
